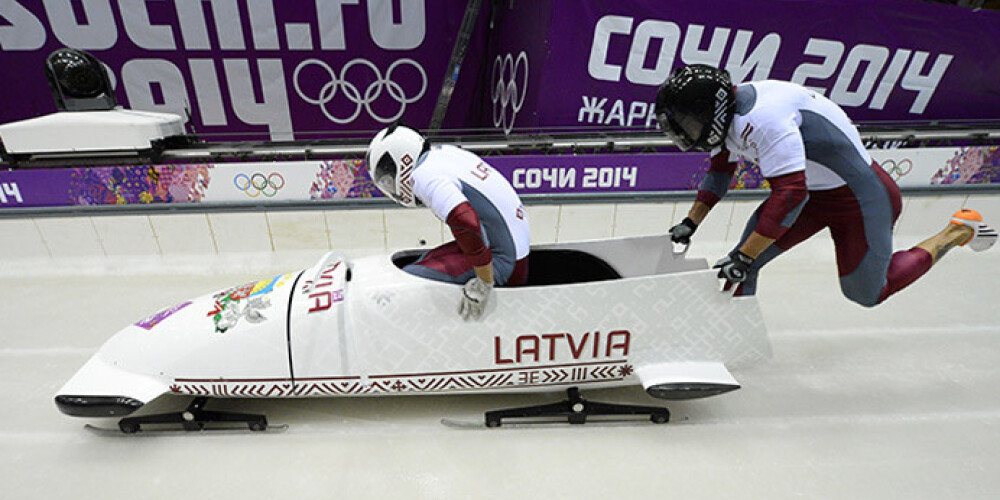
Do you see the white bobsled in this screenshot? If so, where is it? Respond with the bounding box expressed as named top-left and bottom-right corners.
top-left (55, 235), bottom-right (771, 423)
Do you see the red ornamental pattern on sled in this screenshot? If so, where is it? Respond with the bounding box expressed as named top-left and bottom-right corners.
top-left (168, 361), bottom-right (633, 397)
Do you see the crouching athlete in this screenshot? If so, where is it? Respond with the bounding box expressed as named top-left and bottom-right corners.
top-left (366, 124), bottom-right (530, 320)
top-left (656, 64), bottom-right (997, 306)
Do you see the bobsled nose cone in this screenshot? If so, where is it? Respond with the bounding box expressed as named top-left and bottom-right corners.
top-left (54, 395), bottom-right (145, 417)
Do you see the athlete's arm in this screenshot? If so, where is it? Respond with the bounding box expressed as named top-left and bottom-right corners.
top-left (668, 151), bottom-right (737, 245)
top-left (739, 171), bottom-right (808, 258)
top-left (446, 201), bottom-right (494, 283)
top-left (738, 112), bottom-right (812, 257)
top-left (686, 200), bottom-right (712, 226)
top-left (447, 201), bottom-right (496, 320)
top-left (691, 150), bottom-right (738, 224)
top-left (737, 232), bottom-right (775, 259)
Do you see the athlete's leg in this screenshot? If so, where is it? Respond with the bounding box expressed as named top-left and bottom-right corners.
top-left (506, 257), bottom-right (529, 287)
top-left (914, 225), bottom-right (972, 262)
top-left (876, 209), bottom-right (996, 303)
top-left (403, 241), bottom-right (475, 284)
top-left (914, 208), bottom-right (996, 260)
top-left (403, 241), bottom-right (520, 286)
top-left (834, 162), bottom-right (937, 306)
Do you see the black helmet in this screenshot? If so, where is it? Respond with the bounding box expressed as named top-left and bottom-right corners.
top-left (655, 64), bottom-right (735, 152)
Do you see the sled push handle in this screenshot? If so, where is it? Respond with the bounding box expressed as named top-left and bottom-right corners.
top-left (303, 250), bottom-right (348, 293)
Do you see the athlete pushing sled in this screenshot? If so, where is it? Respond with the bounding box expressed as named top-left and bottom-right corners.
top-left (366, 124), bottom-right (530, 320)
top-left (656, 64), bottom-right (998, 305)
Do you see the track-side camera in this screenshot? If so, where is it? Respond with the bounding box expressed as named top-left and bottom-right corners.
top-left (44, 48), bottom-right (116, 112)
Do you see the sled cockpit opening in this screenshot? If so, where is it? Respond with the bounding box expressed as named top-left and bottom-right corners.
top-left (522, 249), bottom-right (621, 286)
top-left (391, 249), bottom-right (621, 286)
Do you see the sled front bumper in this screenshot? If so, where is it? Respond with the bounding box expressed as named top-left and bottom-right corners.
top-left (54, 354), bottom-right (168, 418)
top-left (54, 395), bottom-right (144, 417)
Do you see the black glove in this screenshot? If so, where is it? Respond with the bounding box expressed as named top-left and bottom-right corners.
top-left (714, 250), bottom-right (754, 283)
top-left (668, 217), bottom-right (698, 245)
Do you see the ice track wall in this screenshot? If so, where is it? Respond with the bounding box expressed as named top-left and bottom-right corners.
top-left (2, 194), bottom-right (998, 276)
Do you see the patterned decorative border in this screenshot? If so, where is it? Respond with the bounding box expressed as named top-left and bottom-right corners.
top-left (170, 360), bottom-right (632, 397)
top-left (933, 146), bottom-right (1000, 185)
top-left (69, 164), bottom-right (212, 205)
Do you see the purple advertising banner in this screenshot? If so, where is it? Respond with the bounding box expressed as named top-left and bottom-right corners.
top-left (488, 0), bottom-right (1000, 131)
top-left (0, 153), bottom-right (731, 209)
top-left (2, 0), bottom-right (999, 141)
top-left (0, 0), bottom-right (488, 140)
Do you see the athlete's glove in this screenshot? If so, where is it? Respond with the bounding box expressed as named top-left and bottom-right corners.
top-left (668, 217), bottom-right (699, 245)
top-left (714, 250), bottom-right (754, 283)
top-left (459, 277), bottom-right (493, 321)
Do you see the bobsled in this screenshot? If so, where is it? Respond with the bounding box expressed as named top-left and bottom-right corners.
top-left (55, 234), bottom-right (771, 430)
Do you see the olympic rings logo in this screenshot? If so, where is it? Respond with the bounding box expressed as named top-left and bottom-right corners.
top-left (293, 58), bottom-right (427, 124)
top-left (234, 173), bottom-right (285, 198)
top-left (491, 52), bottom-right (529, 134)
top-left (880, 159), bottom-right (912, 181)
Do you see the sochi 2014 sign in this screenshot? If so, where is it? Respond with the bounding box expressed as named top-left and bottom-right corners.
top-left (488, 0), bottom-right (1000, 132)
top-left (1, 0), bottom-right (998, 138)
top-left (0, 0), bottom-right (486, 139)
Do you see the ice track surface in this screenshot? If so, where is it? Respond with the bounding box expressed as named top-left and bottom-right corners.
top-left (2, 238), bottom-right (1000, 499)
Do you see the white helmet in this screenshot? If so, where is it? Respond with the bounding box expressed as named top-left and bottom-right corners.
top-left (366, 124), bottom-right (428, 207)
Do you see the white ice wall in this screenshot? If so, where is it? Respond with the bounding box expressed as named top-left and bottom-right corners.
top-left (1, 194), bottom-right (997, 275)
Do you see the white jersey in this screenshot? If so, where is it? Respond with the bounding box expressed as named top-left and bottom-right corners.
top-left (411, 145), bottom-right (530, 260)
top-left (719, 80), bottom-right (872, 191)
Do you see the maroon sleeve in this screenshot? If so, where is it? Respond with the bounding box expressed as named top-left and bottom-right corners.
top-left (445, 201), bottom-right (492, 267)
top-left (754, 171), bottom-right (809, 239)
top-left (695, 151), bottom-right (738, 208)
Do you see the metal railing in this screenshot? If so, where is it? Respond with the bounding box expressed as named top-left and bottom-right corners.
top-left (154, 124), bottom-right (1000, 163)
top-left (4, 122), bottom-right (1000, 167)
